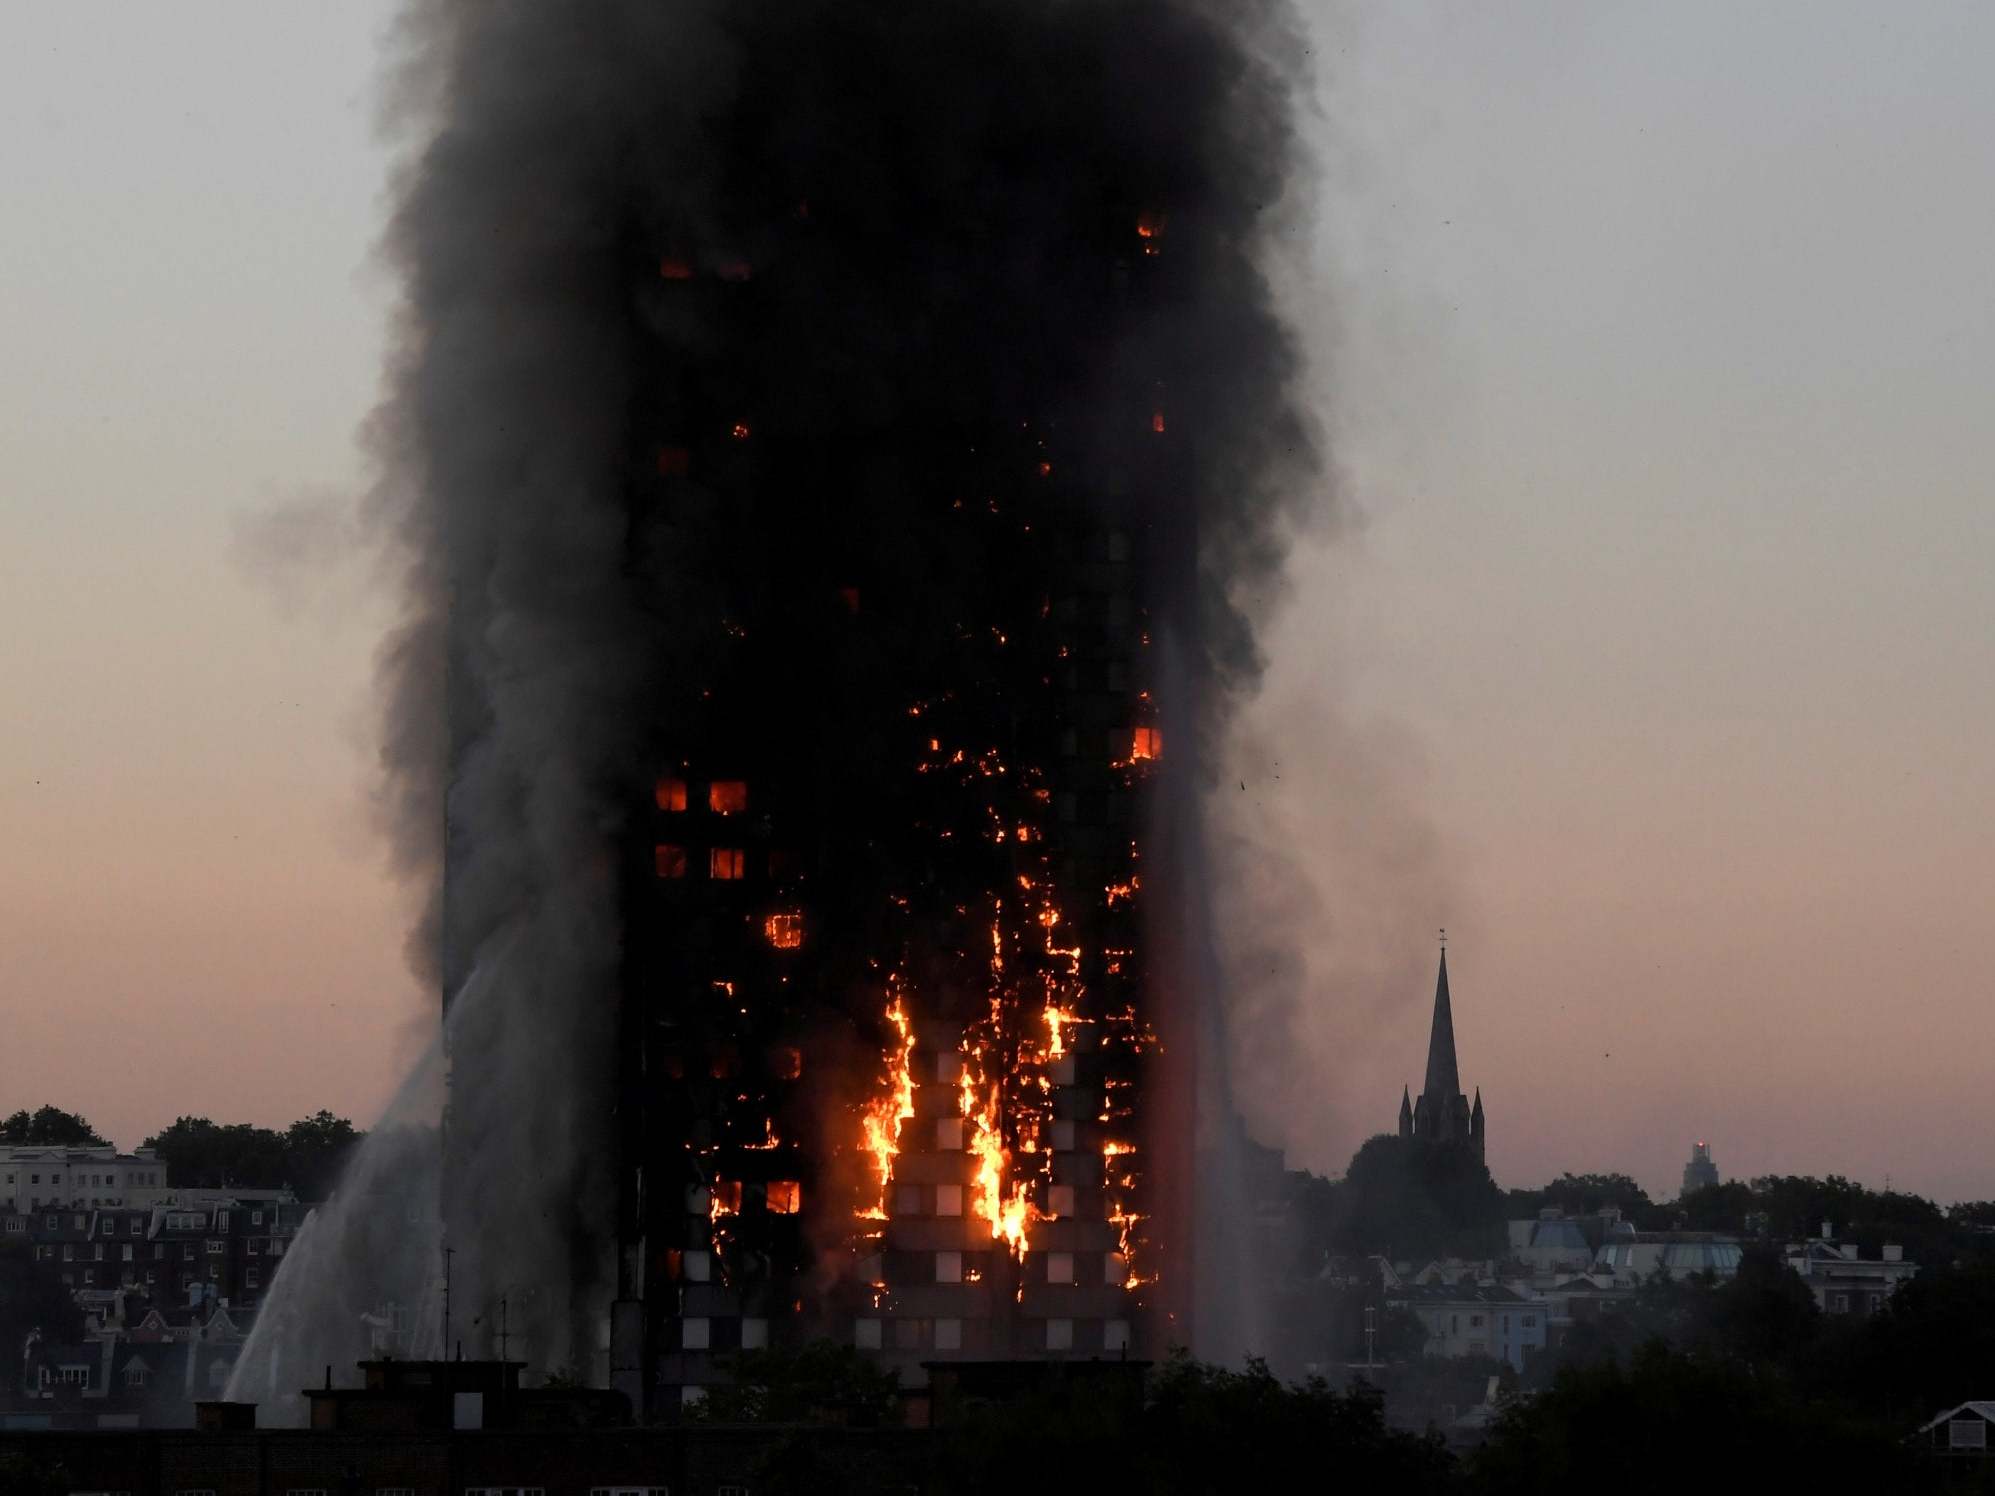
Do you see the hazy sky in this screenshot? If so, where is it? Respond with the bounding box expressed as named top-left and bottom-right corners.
top-left (3, 4), bottom-right (1989, 1202)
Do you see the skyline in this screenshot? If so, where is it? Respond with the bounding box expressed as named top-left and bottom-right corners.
top-left (3, 2), bottom-right (1991, 1203)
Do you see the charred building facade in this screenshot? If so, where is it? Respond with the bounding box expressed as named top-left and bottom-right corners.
top-left (611, 209), bottom-right (1191, 1410)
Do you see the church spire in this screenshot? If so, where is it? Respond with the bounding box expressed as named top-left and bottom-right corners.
top-left (1422, 945), bottom-right (1461, 1113)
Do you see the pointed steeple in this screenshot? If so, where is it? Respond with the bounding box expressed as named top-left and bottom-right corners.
top-left (1422, 948), bottom-right (1461, 1113)
top-left (1398, 1085), bottom-right (1414, 1138)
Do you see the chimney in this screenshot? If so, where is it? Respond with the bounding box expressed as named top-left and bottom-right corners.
top-left (1820, 1220), bottom-right (1833, 1241)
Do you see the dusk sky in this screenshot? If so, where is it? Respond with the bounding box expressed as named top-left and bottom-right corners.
top-left (3, 4), bottom-right (1990, 1203)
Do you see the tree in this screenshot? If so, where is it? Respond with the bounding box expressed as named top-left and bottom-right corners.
top-left (0, 1106), bottom-right (107, 1147)
top-left (141, 1117), bottom-right (287, 1189)
top-left (1329, 1134), bottom-right (1505, 1260)
top-left (283, 1111), bottom-right (363, 1202)
top-left (689, 1341), bottom-right (902, 1426)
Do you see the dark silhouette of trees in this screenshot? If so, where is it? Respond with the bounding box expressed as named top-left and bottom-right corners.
top-left (140, 1112), bottom-right (362, 1201)
top-left (0, 1106), bottom-right (106, 1147)
top-left (1325, 1135), bottom-right (1506, 1260)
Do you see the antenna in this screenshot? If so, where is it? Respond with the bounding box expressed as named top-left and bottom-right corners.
top-left (441, 1245), bottom-right (454, 1359)
top-left (498, 1295), bottom-right (510, 1363)
top-left (1439, 927), bottom-right (1447, 953)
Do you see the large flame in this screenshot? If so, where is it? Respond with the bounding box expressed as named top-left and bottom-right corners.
top-left (857, 983), bottom-right (917, 1221)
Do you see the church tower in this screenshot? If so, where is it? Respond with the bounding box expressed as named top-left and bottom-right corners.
top-left (1399, 942), bottom-right (1483, 1161)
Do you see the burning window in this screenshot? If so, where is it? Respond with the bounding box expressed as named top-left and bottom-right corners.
top-left (766, 1181), bottom-right (802, 1215)
top-left (708, 780), bottom-right (748, 814)
top-left (658, 256), bottom-right (695, 281)
top-left (655, 776), bottom-right (689, 811)
top-left (1130, 727), bottom-right (1161, 761)
top-left (710, 1180), bottom-right (743, 1214)
top-left (763, 912), bottom-right (804, 949)
top-left (771, 1046), bottom-right (803, 1081)
top-left (709, 848), bottom-right (746, 880)
top-left (1136, 210), bottom-right (1166, 254)
top-left (654, 844), bottom-right (689, 879)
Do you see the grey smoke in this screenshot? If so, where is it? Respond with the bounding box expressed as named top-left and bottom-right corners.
top-left (241, 0), bottom-right (1335, 1403)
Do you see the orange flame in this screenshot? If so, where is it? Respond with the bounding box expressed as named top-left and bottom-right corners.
top-left (858, 985), bottom-right (917, 1219)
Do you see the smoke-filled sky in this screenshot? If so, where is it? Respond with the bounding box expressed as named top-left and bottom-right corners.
top-left (2, 2), bottom-right (1990, 1204)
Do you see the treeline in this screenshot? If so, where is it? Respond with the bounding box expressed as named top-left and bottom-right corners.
top-left (676, 1332), bottom-right (1989, 1495)
top-left (1291, 1135), bottom-right (1995, 1268)
top-left (0, 1103), bottom-right (362, 1203)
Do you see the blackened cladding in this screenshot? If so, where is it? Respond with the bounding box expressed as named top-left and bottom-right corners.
top-left (370, 0), bottom-right (1316, 1394)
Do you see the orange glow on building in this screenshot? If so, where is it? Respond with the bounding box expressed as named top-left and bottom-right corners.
top-left (764, 912), bottom-right (805, 949)
top-left (654, 844), bottom-right (688, 879)
top-left (709, 780), bottom-right (749, 814)
top-left (655, 776), bottom-right (689, 811)
top-left (709, 847), bottom-right (747, 880)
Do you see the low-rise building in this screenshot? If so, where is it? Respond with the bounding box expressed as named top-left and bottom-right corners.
top-left (1593, 1226), bottom-right (1742, 1283)
top-left (1916, 1401), bottom-right (1995, 1462)
top-left (1783, 1226), bottom-right (1918, 1315)
top-left (1389, 1284), bottom-right (1547, 1373)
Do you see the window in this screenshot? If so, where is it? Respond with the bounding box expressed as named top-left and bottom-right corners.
top-left (708, 847), bottom-right (747, 880)
top-left (102, 1218), bottom-right (115, 1235)
top-left (379, 1489), bottom-right (419, 1496)
top-left (763, 912), bottom-right (804, 949)
top-left (130, 1219), bottom-right (142, 1235)
top-left (681, 1318), bottom-right (710, 1350)
top-left (2, 1219), bottom-right (19, 1234)
top-left (740, 1318), bottom-right (768, 1350)
top-left (45, 1213), bottom-right (56, 1228)
top-left (1950, 1419), bottom-right (1989, 1451)
top-left (655, 776), bottom-right (689, 811)
top-left (654, 844), bottom-right (688, 879)
top-left (683, 1251), bottom-right (711, 1284)
top-left (1046, 1185), bottom-right (1075, 1218)
top-left (122, 1245), bottom-right (133, 1261)
top-left (1106, 1319), bottom-right (1133, 1352)
top-left (62, 1245), bottom-right (74, 1261)
top-left (936, 1251), bottom-right (963, 1284)
top-left (935, 1317), bottom-right (963, 1351)
top-left (718, 1487), bottom-right (749, 1496)
top-left (935, 1184), bottom-right (963, 1217)
top-left (590, 1489), bottom-right (670, 1496)
top-left (246, 1268), bottom-right (260, 1290)
top-left (766, 1181), bottom-right (801, 1215)
top-left (935, 1118), bottom-right (964, 1151)
top-left (251, 1210), bottom-right (264, 1226)
top-left (206, 1239), bottom-right (226, 1255)
top-left (177, 1488), bottom-right (219, 1495)
top-left (854, 1319), bottom-right (882, 1350)
top-left (1045, 1319), bottom-right (1074, 1351)
top-left (1130, 727), bottom-right (1161, 761)
top-left (465, 1489), bottom-right (544, 1496)
top-left (1469, 1315), bottom-right (1484, 1329)
top-left (1523, 1316), bottom-right (1538, 1328)
top-left (1051, 1120), bottom-right (1075, 1151)
top-left (248, 1239), bottom-right (261, 1255)
top-left (1046, 1253), bottom-right (1075, 1284)
top-left (125, 1366), bottom-right (149, 1389)
top-left (288, 1490), bottom-right (330, 1496)
top-left (58, 1364), bottom-right (90, 1386)
top-left (708, 780), bottom-right (748, 814)
top-left (1831, 1293), bottom-right (1850, 1313)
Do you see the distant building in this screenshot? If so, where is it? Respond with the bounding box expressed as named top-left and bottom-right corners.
top-left (1916, 1401), bottom-right (1995, 1462)
top-left (1506, 1210), bottom-right (1597, 1275)
top-left (1389, 1283), bottom-right (1545, 1373)
top-left (0, 1148), bottom-right (167, 1213)
top-left (1397, 947), bottom-right (1485, 1162)
top-left (1681, 1141), bottom-right (1719, 1196)
top-left (1783, 1225), bottom-right (1918, 1315)
top-left (1593, 1226), bottom-right (1743, 1283)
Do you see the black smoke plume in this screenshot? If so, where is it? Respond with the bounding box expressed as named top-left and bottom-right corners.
top-left (239, 0), bottom-right (1319, 1406)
